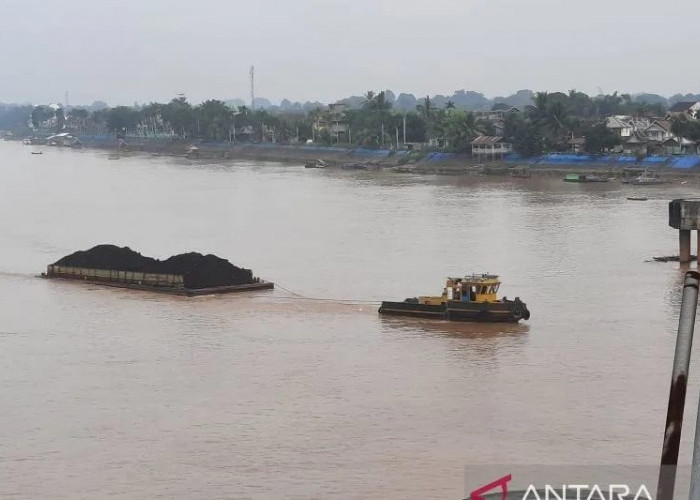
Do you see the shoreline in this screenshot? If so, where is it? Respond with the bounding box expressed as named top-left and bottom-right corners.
top-left (14, 136), bottom-right (700, 180)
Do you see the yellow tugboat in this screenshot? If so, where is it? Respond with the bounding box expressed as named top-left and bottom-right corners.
top-left (378, 274), bottom-right (530, 323)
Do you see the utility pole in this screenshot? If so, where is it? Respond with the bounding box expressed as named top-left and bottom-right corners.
top-left (403, 112), bottom-right (406, 146)
top-left (65, 90), bottom-right (68, 109)
top-left (395, 127), bottom-right (399, 149)
top-left (230, 112), bottom-right (236, 145)
top-left (250, 65), bottom-right (255, 111)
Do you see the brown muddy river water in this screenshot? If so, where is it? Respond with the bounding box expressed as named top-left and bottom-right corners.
top-left (2, 141), bottom-right (700, 499)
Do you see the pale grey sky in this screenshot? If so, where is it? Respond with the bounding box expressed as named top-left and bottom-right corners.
top-left (1, 0), bottom-right (698, 106)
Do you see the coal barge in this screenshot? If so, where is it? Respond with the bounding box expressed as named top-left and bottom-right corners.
top-left (42, 245), bottom-right (273, 296)
top-left (378, 274), bottom-right (530, 323)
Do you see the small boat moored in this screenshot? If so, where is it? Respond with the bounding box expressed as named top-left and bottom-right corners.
top-left (563, 173), bottom-right (609, 183)
top-left (378, 274), bottom-right (530, 323)
top-left (631, 169), bottom-right (663, 185)
top-left (305, 159), bottom-right (328, 169)
top-left (509, 165), bottom-right (531, 178)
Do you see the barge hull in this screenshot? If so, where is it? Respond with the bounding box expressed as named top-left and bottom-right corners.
top-left (378, 299), bottom-right (529, 323)
top-left (446, 301), bottom-right (525, 323)
top-left (378, 301), bottom-right (446, 319)
top-left (42, 265), bottom-right (273, 296)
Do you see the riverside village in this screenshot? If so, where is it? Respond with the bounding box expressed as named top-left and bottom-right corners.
top-left (3, 89), bottom-right (700, 176)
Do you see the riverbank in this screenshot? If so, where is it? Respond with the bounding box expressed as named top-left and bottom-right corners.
top-left (13, 135), bottom-right (700, 180)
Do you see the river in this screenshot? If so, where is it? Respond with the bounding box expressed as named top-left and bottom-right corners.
top-left (1, 141), bottom-right (699, 499)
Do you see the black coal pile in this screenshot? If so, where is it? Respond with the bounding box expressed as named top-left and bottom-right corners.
top-left (53, 245), bottom-right (254, 288)
top-left (159, 252), bottom-right (253, 289)
top-left (54, 245), bottom-right (158, 272)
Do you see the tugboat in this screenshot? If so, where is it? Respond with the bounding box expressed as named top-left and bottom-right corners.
top-left (378, 274), bottom-right (530, 323)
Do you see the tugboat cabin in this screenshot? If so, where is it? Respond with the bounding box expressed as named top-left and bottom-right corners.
top-left (419, 274), bottom-right (501, 305)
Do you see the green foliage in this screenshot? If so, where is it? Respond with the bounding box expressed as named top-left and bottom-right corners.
top-left (31, 105), bottom-right (54, 129)
top-left (55, 108), bottom-right (65, 132)
top-left (161, 97), bottom-right (195, 138)
top-left (402, 113), bottom-right (426, 142)
top-left (69, 108), bottom-right (89, 120)
top-left (582, 122), bottom-right (621, 153)
top-left (9, 87), bottom-right (679, 156)
top-left (106, 106), bottom-right (139, 133)
top-left (434, 110), bottom-right (483, 152)
top-left (195, 100), bottom-right (233, 141)
top-left (671, 117), bottom-right (700, 142)
top-left (0, 104), bottom-right (33, 133)
top-left (504, 113), bottom-right (544, 157)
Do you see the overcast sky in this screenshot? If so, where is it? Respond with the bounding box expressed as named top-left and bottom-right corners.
top-left (1, 0), bottom-right (699, 106)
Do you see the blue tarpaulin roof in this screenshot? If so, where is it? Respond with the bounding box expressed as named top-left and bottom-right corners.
top-left (505, 153), bottom-right (700, 169)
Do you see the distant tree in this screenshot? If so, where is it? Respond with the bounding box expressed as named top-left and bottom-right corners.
top-left (69, 108), bottom-right (88, 120)
top-left (504, 113), bottom-right (545, 157)
top-left (671, 117), bottom-right (700, 142)
top-left (362, 90), bottom-right (392, 114)
top-left (0, 104), bottom-right (34, 134)
top-left (567, 90), bottom-right (594, 118)
top-left (593, 92), bottom-right (623, 117)
top-left (416, 95), bottom-right (434, 120)
top-left (106, 106), bottom-right (139, 133)
top-left (55, 108), bottom-right (65, 132)
top-left (583, 122), bottom-right (621, 153)
top-left (437, 110), bottom-right (483, 152)
top-left (68, 108), bottom-right (89, 134)
top-left (529, 92), bottom-right (571, 148)
top-left (634, 93), bottom-right (668, 107)
top-left (362, 91), bottom-right (376, 108)
top-left (31, 105), bottom-right (54, 129)
top-left (138, 103), bottom-right (165, 136)
top-left (89, 101), bottom-right (110, 112)
top-left (402, 112), bottom-right (427, 142)
top-left (195, 99), bottom-right (233, 141)
top-left (161, 97), bottom-right (195, 138)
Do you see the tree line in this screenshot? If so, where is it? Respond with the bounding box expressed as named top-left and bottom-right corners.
top-left (2, 89), bottom-right (698, 156)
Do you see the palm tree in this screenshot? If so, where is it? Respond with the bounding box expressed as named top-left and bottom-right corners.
top-left (68, 108), bottom-right (89, 134)
top-left (530, 92), bottom-right (570, 148)
top-left (416, 95), bottom-right (434, 120)
top-left (441, 111), bottom-right (483, 152)
top-left (308, 107), bottom-right (325, 141)
top-left (445, 100), bottom-right (456, 110)
top-left (362, 91), bottom-right (376, 110)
